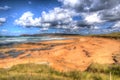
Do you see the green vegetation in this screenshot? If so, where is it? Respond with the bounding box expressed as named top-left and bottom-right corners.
top-left (0, 63), bottom-right (120, 80)
top-left (89, 32), bottom-right (120, 39)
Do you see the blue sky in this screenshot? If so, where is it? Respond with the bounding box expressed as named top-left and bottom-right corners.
top-left (0, 0), bottom-right (62, 36)
top-left (0, 0), bottom-right (120, 36)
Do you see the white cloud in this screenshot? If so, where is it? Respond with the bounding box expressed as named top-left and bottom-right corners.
top-left (0, 18), bottom-right (6, 26)
top-left (15, 11), bottom-right (42, 27)
top-left (90, 25), bottom-right (100, 30)
top-left (59, 0), bottom-right (80, 8)
top-left (59, 0), bottom-right (120, 22)
top-left (41, 7), bottom-right (74, 22)
top-left (0, 6), bottom-right (11, 10)
top-left (0, 18), bottom-right (6, 22)
top-left (15, 7), bottom-right (76, 28)
top-left (84, 12), bottom-right (103, 24)
top-left (112, 21), bottom-right (120, 28)
top-left (1, 29), bottom-right (8, 32)
top-left (59, 0), bottom-right (120, 12)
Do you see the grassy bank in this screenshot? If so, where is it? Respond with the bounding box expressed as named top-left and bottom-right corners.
top-left (89, 32), bottom-right (120, 39)
top-left (0, 63), bottom-right (120, 80)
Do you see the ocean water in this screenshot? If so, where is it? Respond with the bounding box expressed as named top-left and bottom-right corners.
top-left (0, 36), bottom-right (65, 46)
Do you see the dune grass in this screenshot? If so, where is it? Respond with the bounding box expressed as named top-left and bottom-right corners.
top-left (89, 32), bottom-right (120, 39)
top-left (0, 63), bottom-right (120, 80)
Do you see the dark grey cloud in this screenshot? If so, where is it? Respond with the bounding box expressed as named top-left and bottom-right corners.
top-left (75, 21), bottom-right (91, 28)
top-left (100, 4), bottom-right (120, 21)
top-left (57, 0), bottom-right (120, 33)
top-left (59, 0), bottom-right (120, 23)
top-left (59, 0), bottom-right (120, 12)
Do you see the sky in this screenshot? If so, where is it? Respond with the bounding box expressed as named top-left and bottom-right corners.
top-left (0, 0), bottom-right (120, 36)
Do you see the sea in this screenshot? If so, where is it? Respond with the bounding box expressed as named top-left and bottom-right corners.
top-left (0, 36), bottom-right (65, 46)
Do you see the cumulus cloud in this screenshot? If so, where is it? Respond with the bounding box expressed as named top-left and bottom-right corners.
top-left (59, 0), bottom-right (120, 28)
top-left (59, 0), bottom-right (120, 12)
top-left (100, 4), bottom-right (120, 21)
top-left (15, 0), bottom-right (120, 34)
top-left (41, 7), bottom-right (74, 22)
top-left (0, 5), bottom-right (11, 10)
top-left (15, 11), bottom-right (42, 27)
top-left (84, 12), bottom-right (103, 24)
top-left (0, 18), bottom-right (6, 26)
top-left (15, 7), bottom-right (76, 29)
top-left (59, 0), bottom-right (120, 31)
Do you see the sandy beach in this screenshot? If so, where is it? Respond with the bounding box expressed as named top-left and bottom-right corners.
top-left (0, 36), bottom-right (120, 71)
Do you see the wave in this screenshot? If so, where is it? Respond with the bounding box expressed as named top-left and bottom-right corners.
top-left (0, 36), bottom-right (65, 46)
